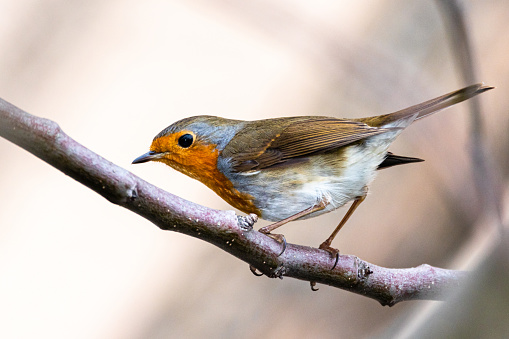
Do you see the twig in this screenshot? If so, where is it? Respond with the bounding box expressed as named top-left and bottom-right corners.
top-left (0, 97), bottom-right (467, 305)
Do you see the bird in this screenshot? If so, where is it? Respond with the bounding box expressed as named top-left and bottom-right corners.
top-left (132, 83), bottom-right (492, 263)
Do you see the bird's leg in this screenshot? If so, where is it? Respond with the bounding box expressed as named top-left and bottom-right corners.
top-left (258, 198), bottom-right (329, 256)
top-left (259, 198), bottom-right (329, 234)
top-left (319, 187), bottom-right (367, 269)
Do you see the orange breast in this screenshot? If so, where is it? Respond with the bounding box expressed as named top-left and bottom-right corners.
top-left (151, 136), bottom-right (261, 216)
top-left (192, 146), bottom-right (262, 215)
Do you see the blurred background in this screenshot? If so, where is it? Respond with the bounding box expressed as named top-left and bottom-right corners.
top-left (0, 0), bottom-right (508, 338)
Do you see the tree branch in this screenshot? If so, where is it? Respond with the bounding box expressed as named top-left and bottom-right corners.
top-left (0, 98), bottom-right (467, 306)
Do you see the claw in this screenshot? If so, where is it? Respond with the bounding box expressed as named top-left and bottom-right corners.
top-left (331, 252), bottom-right (339, 270)
top-left (319, 242), bottom-right (340, 270)
top-left (264, 233), bottom-right (287, 256)
top-left (249, 265), bottom-right (263, 276)
top-left (310, 281), bottom-right (319, 291)
top-left (278, 236), bottom-right (287, 256)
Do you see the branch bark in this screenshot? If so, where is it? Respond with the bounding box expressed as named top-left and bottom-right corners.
top-left (0, 98), bottom-right (467, 306)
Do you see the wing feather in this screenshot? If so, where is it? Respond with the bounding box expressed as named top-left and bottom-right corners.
top-left (222, 117), bottom-right (392, 172)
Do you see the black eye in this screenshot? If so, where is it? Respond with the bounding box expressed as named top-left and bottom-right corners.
top-left (178, 133), bottom-right (194, 148)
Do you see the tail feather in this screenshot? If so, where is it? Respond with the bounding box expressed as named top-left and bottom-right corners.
top-left (362, 83), bottom-right (494, 127)
top-left (377, 152), bottom-right (424, 170)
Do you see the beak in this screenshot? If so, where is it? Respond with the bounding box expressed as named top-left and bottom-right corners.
top-left (132, 151), bottom-right (164, 164)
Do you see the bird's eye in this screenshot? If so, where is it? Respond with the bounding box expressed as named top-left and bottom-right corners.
top-left (178, 133), bottom-right (194, 148)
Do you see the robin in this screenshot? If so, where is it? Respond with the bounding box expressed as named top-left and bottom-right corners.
top-left (133, 83), bottom-right (492, 263)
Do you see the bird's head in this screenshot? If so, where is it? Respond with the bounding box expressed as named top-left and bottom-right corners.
top-left (132, 115), bottom-right (244, 181)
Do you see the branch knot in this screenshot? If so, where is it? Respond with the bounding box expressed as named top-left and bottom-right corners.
top-left (237, 213), bottom-right (258, 231)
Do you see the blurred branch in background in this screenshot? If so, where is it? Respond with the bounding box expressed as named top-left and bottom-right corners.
top-left (437, 0), bottom-right (503, 226)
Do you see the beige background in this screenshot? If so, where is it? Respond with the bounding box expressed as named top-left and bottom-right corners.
top-left (0, 1), bottom-right (508, 338)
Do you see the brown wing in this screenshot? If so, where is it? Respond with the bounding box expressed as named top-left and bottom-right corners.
top-left (221, 116), bottom-right (395, 172)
